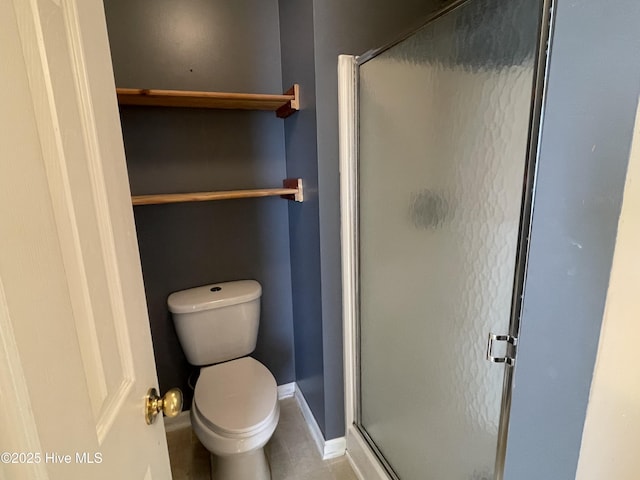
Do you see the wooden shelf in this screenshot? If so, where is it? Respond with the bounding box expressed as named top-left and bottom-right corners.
top-left (132, 178), bottom-right (304, 206)
top-left (117, 84), bottom-right (299, 118)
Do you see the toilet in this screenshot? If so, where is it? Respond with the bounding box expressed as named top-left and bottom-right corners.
top-left (168, 280), bottom-right (279, 480)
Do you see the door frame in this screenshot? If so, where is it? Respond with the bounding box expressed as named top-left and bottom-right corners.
top-left (339, 53), bottom-right (388, 480)
top-left (338, 1), bottom-right (555, 478)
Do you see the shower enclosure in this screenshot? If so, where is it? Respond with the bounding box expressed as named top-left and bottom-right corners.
top-left (339, 0), bottom-right (552, 478)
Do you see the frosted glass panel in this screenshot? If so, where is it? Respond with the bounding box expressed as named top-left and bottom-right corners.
top-left (358, 0), bottom-right (541, 478)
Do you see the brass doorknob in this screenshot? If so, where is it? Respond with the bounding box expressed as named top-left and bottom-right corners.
top-left (145, 387), bottom-right (183, 425)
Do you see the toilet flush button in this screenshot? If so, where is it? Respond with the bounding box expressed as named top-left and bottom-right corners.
top-left (210, 287), bottom-right (222, 292)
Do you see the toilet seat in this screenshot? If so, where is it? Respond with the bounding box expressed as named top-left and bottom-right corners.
top-left (193, 357), bottom-right (278, 437)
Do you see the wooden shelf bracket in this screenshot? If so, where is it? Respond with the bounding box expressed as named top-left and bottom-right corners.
top-left (132, 178), bottom-right (304, 206)
top-left (280, 177), bottom-right (304, 202)
top-left (276, 84), bottom-right (300, 118)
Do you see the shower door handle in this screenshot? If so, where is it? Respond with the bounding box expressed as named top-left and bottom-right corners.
top-left (486, 333), bottom-right (518, 366)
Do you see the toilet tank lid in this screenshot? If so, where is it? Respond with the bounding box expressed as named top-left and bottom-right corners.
top-left (167, 280), bottom-right (261, 314)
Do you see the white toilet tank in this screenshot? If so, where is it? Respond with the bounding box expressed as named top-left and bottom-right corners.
top-left (168, 280), bottom-right (262, 366)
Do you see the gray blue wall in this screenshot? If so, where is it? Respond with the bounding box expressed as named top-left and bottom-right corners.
top-left (278, 0), bottom-right (326, 434)
top-left (104, 0), bottom-right (295, 408)
top-left (504, 1), bottom-right (640, 478)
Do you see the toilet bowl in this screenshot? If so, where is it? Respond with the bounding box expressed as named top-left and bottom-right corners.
top-left (190, 357), bottom-right (279, 480)
top-left (168, 280), bottom-right (279, 480)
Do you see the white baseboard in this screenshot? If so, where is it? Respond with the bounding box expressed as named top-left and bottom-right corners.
top-left (294, 386), bottom-right (346, 460)
top-left (277, 382), bottom-right (296, 399)
top-left (324, 436), bottom-right (348, 460)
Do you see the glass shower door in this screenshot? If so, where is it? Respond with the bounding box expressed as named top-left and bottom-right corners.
top-left (357, 0), bottom-right (546, 478)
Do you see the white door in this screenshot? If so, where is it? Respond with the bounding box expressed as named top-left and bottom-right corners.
top-left (0, 1), bottom-right (172, 479)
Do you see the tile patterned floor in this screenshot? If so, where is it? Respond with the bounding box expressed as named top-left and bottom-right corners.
top-left (166, 397), bottom-right (359, 480)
